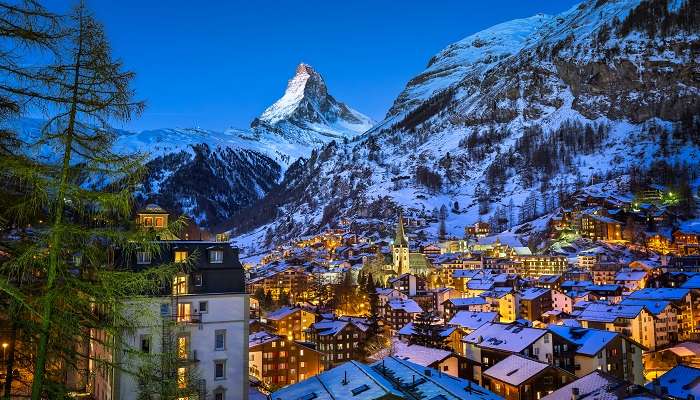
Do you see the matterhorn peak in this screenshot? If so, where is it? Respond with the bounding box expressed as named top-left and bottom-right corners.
top-left (252, 63), bottom-right (374, 146)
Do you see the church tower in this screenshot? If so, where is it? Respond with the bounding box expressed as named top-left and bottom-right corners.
top-left (392, 213), bottom-right (410, 275)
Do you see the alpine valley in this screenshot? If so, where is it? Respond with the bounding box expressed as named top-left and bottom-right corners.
top-left (20, 0), bottom-right (699, 257)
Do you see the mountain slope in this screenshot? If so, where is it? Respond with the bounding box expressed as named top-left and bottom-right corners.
top-left (231, 0), bottom-right (700, 254)
top-left (251, 63), bottom-right (374, 149)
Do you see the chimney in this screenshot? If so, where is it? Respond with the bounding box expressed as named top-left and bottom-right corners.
top-left (342, 370), bottom-right (348, 385)
top-left (572, 387), bottom-right (580, 400)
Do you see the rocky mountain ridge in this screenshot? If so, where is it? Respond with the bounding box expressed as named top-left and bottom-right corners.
top-left (228, 0), bottom-right (700, 255)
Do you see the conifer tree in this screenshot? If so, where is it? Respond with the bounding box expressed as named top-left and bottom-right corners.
top-left (0, 2), bottom-right (183, 398)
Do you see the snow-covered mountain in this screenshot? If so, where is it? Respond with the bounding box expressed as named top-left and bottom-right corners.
top-left (251, 63), bottom-right (374, 149)
top-left (10, 63), bottom-right (373, 227)
top-left (230, 0), bottom-right (700, 253)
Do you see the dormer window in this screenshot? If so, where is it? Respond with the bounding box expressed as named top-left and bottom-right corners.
top-left (174, 251), bottom-right (188, 263)
top-left (209, 250), bottom-right (224, 264)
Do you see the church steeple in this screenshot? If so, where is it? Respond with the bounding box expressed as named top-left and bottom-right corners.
top-left (394, 212), bottom-right (408, 248)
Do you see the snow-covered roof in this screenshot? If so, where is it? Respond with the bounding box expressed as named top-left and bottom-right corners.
top-left (370, 356), bottom-right (501, 400)
top-left (265, 306), bottom-right (300, 321)
top-left (620, 299), bottom-right (671, 316)
top-left (249, 331), bottom-right (279, 348)
top-left (445, 297), bottom-right (487, 307)
top-left (628, 288), bottom-right (690, 301)
top-left (664, 341), bottom-right (700, 358)
top-left (578, 303), bottom-right (644, 323)
top-left (615, 270), bottom-right (647, 281)
top-left (519, 287), bottom-right (550, 300)
top-left (483, 354), bottom-right (549, 386)
top-left (463, 323), bottom-right (547, 353)
top-left (270, 360), bottom-right (401, 400)
top-left (311, 320), bottom-right (350, 336)
top-left (453, 269), bottom-right (482, 279)
top-left (448, 311), bottom-right (498, 330)
top-left (645, 365), bottom-right (700, 400)
top-left (541, 371), bottom-right (629, 400)
top-left (548, 325), bottom-right (618, 356)
top-left (387, 298), bottom-right (423, 313)
top-left (390, 341), bottom-right (453, 367)
top-left (681, 274), bottom-right (700, 289)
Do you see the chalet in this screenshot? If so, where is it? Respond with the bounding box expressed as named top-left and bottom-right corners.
top-left (306, 319), bottom-right (368, 369)
top-left (249, 331), bottom-right (323, 388)
top-left (548, 325), bottom-right (645, 385)
top-left (577, 303), bottom-right (656, 350)
top-left (384, 298), bottom-right (422, 332)
top-left (581, 211), bottom-right (623, 241)
top-left (388, 273), bottom-right (427, 297)
top-left (265, 306), bottom-right (316, 341)
top-left (518, 287), bottom-right (552, 322)
top-left (447, 311), bottom-right (499, 333)
top-left (483, 354), bottom-right (575, 400)
top-left (627, 288), bottom-right (698, 341)
top-left (615, 269), bottom-right (649, 292)
top-left (591, 262), bottom-right (623, 285)
top-left (461, 322), bottom-right (553, 385)
top-left (551, 290), bottom-right (589, 314)
top-left (542, 371), bottom-right (655, 400)
top-left (442, 297), bottom-right (491, 320)
top-left (535, 274), bottom-right (562, 290)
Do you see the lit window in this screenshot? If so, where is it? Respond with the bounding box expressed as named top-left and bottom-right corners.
top-left (174, 251), bottom-right (188, 263)
top-left (178, 336), bottom-right (189, 359)
top-left (155, 217), bottom-right (164, 227)
top-left (136, 251), bottom-right (151, 265)
top-left (209, 250), bottom-right (224, 264)
top-left (172, 275), bottom-right (188, 295)
top-left (143, 217), bottom-right (153, 226)
top-left (177, 367), bottom-right (187, 389)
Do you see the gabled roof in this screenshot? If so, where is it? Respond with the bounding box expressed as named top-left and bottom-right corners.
top-left (578, 303), bottom-right (645, 322)
top-left (483, 354), bottom-right (549, 386)
top-left (270, 360), bottom-right (401, 400)
top-left (542, 371), bottom-right (642, 400)
top-left (519, 287), bottom-right (550, 300)
top-left (681, 274), bottom-right (700, 289)
top-left (265, 306), bottom-right (300, 321)
top-left (628, 288), bottom-right (690, 301)
top-left (620, 299), bottom-right (672, 316)
top-left (444, 297), bottom-right (487, 307)
top-left (389, 341), bottom-right (453, 367)
top-left (615, 270), bottom-right (647, 282)
top-left (249, 331), bottom-right (280, 348)
top-left (548, 325), bottom-right (619, 356)
top-left (463, 323), bottom-right (547, 353)
top-left (664, 341), bottom-right (700, 358)
top-left (448, 311), bottom-right (498, 330)
top-left (387, 298), bottom-right (423, 313)
top-left (311, 320), bottom-right (350, 336)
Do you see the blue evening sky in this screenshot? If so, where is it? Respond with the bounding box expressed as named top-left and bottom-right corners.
top-left (48, 1), bottom-right (581, 131)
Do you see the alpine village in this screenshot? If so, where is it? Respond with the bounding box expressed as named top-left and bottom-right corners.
top-left (1, 0), bottom-right (700, 400)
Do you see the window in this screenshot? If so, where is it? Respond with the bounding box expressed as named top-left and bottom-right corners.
top-left (174, 251), bottom-right (188, 263)
top-left (199, 301), bottom-right (208, 313)
top-left (140, 335), bottom-right (151, 353)
top-left (177, 336), bottom-right (189, 359)
top-left (136, 251), bottom-right (151, 264)
top-left (193, 274), bottom-right (202, 287)
top-left (177, 367), bottom-right (187, 389)
top-left (214, 360), bottom-right (226, 380)
top-left (215, 330), bottom-right (226, 350)
top-left (209, 250), bottom-right (224, 264)
top-left (172, 275), bottom-right (188, 295)
top-left (155, 216), bottom-right (164, 227)
top-left (443, 365), bottom-right (448, 371)
top-left (300, 349), bottom-right (304, 356)
top-left (143, 216), bottom-right (153, 226)
top-left (214, 391), bottom-right (225, 400)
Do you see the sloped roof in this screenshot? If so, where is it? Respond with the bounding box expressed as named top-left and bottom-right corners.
top-left (463, 323), bottom-right (547, 353)
top-left (448, 311), bottom-right (498, 330)
top-left (548, 325), bottom-right (618, 356)
top-left (578, 303), bottom-right (645, 322)
top-left (542, 371), bottom-right (633, 400)
top-left (645, 365), bottom-right (700, 399)
top-left (265, 306), bottom-right (300, 321)
top-left (484, 354), bottom-right (549, 386)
